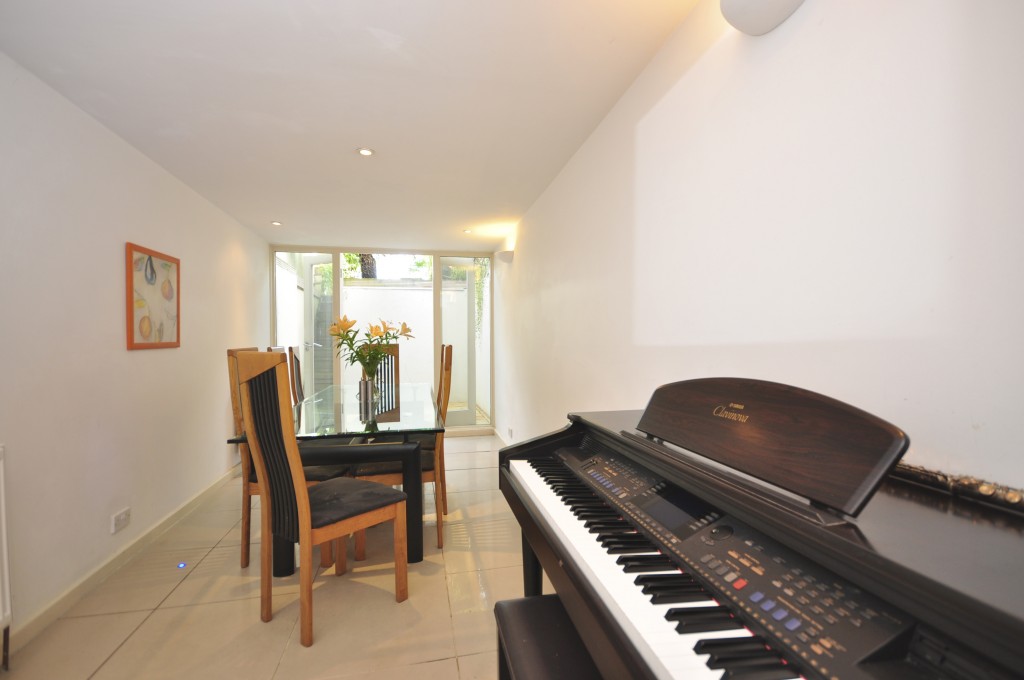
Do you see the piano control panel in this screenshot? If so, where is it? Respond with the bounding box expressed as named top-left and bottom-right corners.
top-left (557, 445), bottom-right (915, 680)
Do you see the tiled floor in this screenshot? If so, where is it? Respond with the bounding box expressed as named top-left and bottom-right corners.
top-left (9, 435), bottom-right (525, 680)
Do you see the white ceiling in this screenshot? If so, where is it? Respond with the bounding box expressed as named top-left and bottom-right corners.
top-left (0, 0), bottom-right (694, 253)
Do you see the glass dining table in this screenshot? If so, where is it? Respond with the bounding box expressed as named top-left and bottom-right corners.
top-left (294, 381), bottom-right (440, 439)
top-left (291, 381), bottom-right (442, 567)
top-left (231, 381), bottom-right (442, 571)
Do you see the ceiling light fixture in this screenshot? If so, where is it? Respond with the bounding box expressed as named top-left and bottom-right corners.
top-left (356, 147), bottom-right (374, 156)
top-left (271, 221), bottom-right (282, 226)
top-left (463, 229), bottom-right (472, 234)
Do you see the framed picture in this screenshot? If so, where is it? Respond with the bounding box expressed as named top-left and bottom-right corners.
top-left (125, 242), bottom-right (180, 349)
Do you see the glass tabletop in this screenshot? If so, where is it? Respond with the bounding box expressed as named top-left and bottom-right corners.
top-left (293, 382), bottom-right (442, 438)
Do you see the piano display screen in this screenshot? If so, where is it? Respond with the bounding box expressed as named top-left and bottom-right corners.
top-left (636, 484), bottom-right (715, 538)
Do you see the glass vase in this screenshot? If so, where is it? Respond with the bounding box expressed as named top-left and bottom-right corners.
top-left (358, 377), bottom-right (380, 431)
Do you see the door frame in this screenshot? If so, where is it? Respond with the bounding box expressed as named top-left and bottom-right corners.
top-left (270, 246), bottom-right (494, 426)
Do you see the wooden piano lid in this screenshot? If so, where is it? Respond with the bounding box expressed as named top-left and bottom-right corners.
top-left (636, 377), bottom-right (909, 517)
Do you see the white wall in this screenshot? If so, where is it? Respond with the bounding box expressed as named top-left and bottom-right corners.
top-left (339, 283), bottom-right (434, 385)
top-left (0, 52), bottom-right (271, 634)
top-left (494, 0), bottom-right (1024, 487)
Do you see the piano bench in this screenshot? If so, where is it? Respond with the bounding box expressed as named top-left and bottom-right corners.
top-left (494, 594), bottom-right (602, 680)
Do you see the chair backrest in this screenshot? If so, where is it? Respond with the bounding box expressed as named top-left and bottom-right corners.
top-left (375, 344), bottom-right (400, 417)
top-left (236, 351), bottom-right (311, 544)
top-left (287, 346), bottom-right (304, 404)
top-left (227, 347), bottom-right (259, 436)
top-left (227, 347), bottom-right (259, 481)
top-left (438, 344), bottom-right (453, 424)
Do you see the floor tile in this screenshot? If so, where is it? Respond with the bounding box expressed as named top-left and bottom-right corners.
top-left (443, 517), bottom-right (523, 574)
top-left (448, 567), bottom-right (524, 657)
top-left (444, 468), bottom-right (499, 493)
top-left (444, 489), bottom-right (514, 524)
top-left (90, 598), bottom-right (298, 680)
top-left (447, 565), bottom-right (523, 615)
top-left (272, 565), bottom-right (456, 679)
top-left (6, 611), bottom-right (149, 680)
top-left (215, 516), bottom-right (260, 551)
top-left (458, 650), bottom-right (499, 680)
top-left (160, 544), bottom-right (303, 607)
top-left (147, 507), bottom-right (243, 552)
top-left (451, 608), bottom-right (498, 657)
top-left (317, 657), bottom-right (461, 680)
top-left (17, 430), bottom-right (532, 680)
top-left (444, 450), bottom-right (498, 470)
top-left (444, 436), bottom-right (503, 454)
top-left (65, 548), bottom-right (209, 617)
top-left (193, 476), bottom-right (247, 513)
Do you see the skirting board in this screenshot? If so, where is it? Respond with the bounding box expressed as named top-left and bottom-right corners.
top-left (8, 465), bottom-right (241, 655)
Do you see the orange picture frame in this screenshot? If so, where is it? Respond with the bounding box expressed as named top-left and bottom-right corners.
top-left (125, 242), bottom-right (180, 349)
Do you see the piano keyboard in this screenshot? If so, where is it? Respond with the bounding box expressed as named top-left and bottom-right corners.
top-left (510, 457), bottom-right (804, 680)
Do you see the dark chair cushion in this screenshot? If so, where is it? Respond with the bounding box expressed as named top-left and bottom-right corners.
top-left (352, 449), bottom-right (435, 477)
top-left (303, 465), bottom-right (354, 481)
top-left (306, 477), bottom-right (407, 529)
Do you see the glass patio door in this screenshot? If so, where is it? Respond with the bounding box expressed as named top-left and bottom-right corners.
top-left (273, 251), bottom-right (334, 398)
top-left (337, 252), bottom-right (434, 386)
top-left (274, 249), bottom-right (492, 429)
top-left (439, 257), bottom-right (491, 426)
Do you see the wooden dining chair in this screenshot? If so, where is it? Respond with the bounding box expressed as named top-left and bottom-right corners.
top-left (365, 343), bottom-right (400, 422)
top-left (235, 350), bottom-right (409, 647)
top-left (227, 348), bottom-right (351, 568)
top-left (287, 346), bottom-right (304, 404)
top-left (352, 344), bottom-right (452, 548)
top-left (433, 344), bottom-right (453, 515)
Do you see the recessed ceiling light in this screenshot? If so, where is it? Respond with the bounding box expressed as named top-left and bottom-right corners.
top-left (463, 229), bottom-right (472, 234)
top-left (271, 221), bottom-right (282, 226)
top-left (356, 147), bottom-right (374, 156)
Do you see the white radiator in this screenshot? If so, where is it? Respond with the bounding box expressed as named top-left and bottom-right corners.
top-left (0, 444), bottom-right (10, 669)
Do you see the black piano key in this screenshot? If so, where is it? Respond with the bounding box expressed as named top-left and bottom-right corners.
top-left (642, 583), bottom-right (704, 596)
top-left (617, 554), bottom-right (677, 572)
top-left (666, 606), bottom-right (742, 633)
top-left (694, 636), bottom-right (768, 654)
top-left (665, 605), bottom-right (732, 621)
top-left (568, 499), bottom-right (607, 507)
top-left (650, 590), bottom-right (711, 604)
top-left (587, 520), bottom-right (629, 532)
top-left (640, 578), bottom-right (701, 591)
top-left (574, 510), bottom-right (616, 519)
top-left (634, 574), bottom-right (696, 587)
top-left (564, 496), bottom-right (603, 505)
top-left (591, 525), bottom-right (635, 535)
top-left (599, 535), bottom-right (649, 546)
top-left (606, 543), bottom-right (656, 555)
top-left (720, 664), bottom-right (800, 680)
top-left (573, 510), bottom-right (608, 517)
top-left (707, 652), bottom-right (784, 669)
top-left (601, 535), bottom-right (656, 550)
top-left (677, 618), bottom-right (743, 633)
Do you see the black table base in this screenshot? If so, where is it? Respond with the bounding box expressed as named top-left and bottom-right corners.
top-left (271, 439), bottom-right (424, 576)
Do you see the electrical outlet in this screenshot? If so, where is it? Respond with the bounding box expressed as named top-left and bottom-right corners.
top-left (111, 507), bottom-right (131, 534)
